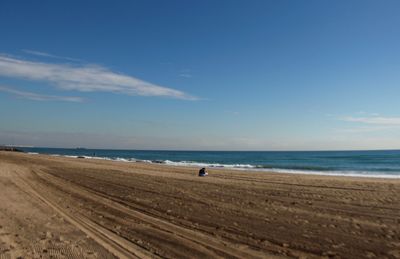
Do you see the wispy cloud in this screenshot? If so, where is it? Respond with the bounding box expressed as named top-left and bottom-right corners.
top-left (22, 49), bottom-right (83, 62)
top-left (337, 114), bottom-right (400, 134)
top-left (179, 73), bottom-right (192, 78)
top-left (0, 85), bottom-right (84, 102)
top-left (342, 116), bottom-right (400, 126)
top-left (0, 55), bottom-right (196, 100)
top-left (178, 68), bottom-right (192, 78)
top-left (335, 126), bottom-right (396, 133)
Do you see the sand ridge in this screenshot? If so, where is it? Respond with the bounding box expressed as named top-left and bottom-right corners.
top-left (0, 151), bottom-right (400, 258)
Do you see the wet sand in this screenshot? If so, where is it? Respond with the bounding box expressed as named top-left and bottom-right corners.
top-left (0, 151), bottom-right (399, 258)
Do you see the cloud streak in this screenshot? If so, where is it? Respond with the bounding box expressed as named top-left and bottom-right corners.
top-left (0, 85), bottom-right (84, 102)
top-left (343, 116), bottom-right (400, 126)
top-left (0, 55), bottom-right (196, 100)
top-left (22, 49), bottom-right (83, 62)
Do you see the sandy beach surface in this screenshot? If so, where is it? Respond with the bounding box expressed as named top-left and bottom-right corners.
top-left (0, 151), bottom-right (399, 258)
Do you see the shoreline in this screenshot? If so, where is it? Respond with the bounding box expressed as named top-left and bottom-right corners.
top-left (27, 151), bottom-right (400, 179)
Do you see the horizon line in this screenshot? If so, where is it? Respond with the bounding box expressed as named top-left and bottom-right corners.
top-left (8, 145), bottom-right (400, 153)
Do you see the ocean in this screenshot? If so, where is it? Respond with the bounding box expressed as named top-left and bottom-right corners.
top-left (20, 147), bottom-right (400, 178)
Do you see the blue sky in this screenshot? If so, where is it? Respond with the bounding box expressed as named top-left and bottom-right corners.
top-left (1, 0), bottom-right (400, 150)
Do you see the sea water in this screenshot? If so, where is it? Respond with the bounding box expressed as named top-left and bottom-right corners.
top-left (20, 148), bottom-right (400, 178)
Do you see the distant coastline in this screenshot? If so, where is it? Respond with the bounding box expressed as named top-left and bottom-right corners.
top-left (0, 146), bottom-right (24, 152)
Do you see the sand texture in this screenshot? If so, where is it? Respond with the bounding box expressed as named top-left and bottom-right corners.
top-left (0, 151), bottom-right (399, 258)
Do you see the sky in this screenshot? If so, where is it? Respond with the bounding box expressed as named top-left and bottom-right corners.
top-left (0, 0), bottom-right (400, 151)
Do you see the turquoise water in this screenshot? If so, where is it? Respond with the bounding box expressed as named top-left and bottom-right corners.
top-left (20, 148), bottom-right (400, 178)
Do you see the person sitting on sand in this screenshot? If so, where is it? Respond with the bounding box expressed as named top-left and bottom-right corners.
top-left (198, 167), bottom-right (208, 177)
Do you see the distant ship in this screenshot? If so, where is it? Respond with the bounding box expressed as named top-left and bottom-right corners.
top-left (76, 147), bottom-right (87, 150)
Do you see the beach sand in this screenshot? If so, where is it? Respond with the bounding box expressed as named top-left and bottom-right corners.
top-left (0, 151), bottom-right (399, 258)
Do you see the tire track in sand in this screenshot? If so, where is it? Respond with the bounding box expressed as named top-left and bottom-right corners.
top-left (11, 167), bottom-right (159, 259)
top-left (34, 169), bottom-right (273, 259)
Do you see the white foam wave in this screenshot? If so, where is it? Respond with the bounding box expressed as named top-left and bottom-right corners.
top-left (163, 160), bottom-right (256, 168)
top-left (259, 168), bottom-right (400, 179)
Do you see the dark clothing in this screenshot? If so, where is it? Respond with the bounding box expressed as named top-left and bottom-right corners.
top-left (199, 168), bottom-right (207, 176)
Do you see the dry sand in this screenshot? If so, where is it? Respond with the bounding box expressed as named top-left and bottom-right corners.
top-left (0, 151), bottom-right (399, 259)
